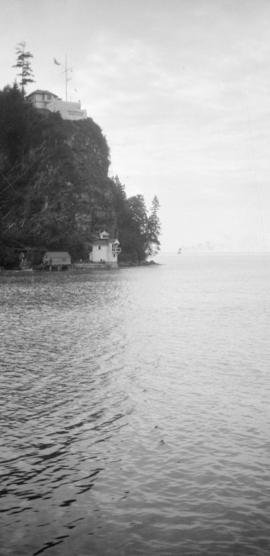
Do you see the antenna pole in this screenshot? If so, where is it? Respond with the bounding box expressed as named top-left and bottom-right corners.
top-left (65, 54), bottom-right (68, 101)
top-left (64, 55), bottom-right (72, 102)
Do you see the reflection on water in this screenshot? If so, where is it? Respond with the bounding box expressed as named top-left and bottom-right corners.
top-left (1, 256), bottom-right (270, 555)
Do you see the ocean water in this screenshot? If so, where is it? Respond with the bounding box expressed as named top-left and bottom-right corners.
top-left (1, 254), bottom-right (270, 556)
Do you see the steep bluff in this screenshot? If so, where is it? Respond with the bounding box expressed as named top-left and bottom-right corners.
top-left (0, 85), bottom-right (160, 267)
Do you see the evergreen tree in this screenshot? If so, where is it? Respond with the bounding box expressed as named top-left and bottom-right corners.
top-left (146, 195), bottom-right (161, 257)
top-left (117, 194), bottom-right (148, 263)
top-left (13, 42), bottom-right (35, 95)
top-left (110, 175), bottom-right (128, 234)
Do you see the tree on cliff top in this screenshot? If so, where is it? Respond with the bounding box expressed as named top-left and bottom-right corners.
top-left (13, 41), bottom-right (35, 95)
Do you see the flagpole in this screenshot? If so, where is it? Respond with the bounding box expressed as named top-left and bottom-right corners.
top-left (53, 55), bottom-right (71, 101)
top-left (65, 54), bottom-right (67, 102)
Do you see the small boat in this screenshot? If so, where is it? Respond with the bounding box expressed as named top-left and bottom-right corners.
top-left (177, 248), bottom-right (182, 254)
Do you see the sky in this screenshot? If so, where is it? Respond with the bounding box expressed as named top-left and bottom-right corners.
top-left (1, 0), bottom-right (270, 252)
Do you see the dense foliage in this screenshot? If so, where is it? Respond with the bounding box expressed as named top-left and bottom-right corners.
top-left (0, 85), bottom-right (160, 267)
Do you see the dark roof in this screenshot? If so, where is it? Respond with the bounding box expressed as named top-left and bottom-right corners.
top-left (44, 251), bottom-right (71, 257)
top-left (26, 89), bottom-right (59, 99)
top-left (92, 239), bottom-right (111, 245)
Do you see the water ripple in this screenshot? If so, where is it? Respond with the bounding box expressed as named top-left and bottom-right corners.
top-left (1, 257), bottom-right (270, 555)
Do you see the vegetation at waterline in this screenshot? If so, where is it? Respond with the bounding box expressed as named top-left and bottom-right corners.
top-left (0, 84), bottom-right (161, 268)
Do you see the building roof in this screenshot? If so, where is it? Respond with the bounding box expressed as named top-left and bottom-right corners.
top-left (44, 251), bottom-right (71, 257)
top-left (92, 239), bottom-right (111, 245)
top-left (26, 89), bottom-right (60, 99)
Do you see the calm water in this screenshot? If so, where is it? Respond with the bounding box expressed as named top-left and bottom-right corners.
top-left (1, 254), bottom-right (270, 556)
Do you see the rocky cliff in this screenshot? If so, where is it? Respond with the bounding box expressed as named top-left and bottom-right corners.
top-left (0, 85), bottom-right (160, 268)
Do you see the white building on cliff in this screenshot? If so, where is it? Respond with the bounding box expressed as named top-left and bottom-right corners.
top-left (26, 89), bottom-right (87, 120)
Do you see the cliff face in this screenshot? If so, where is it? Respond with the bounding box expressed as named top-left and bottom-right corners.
top-left (0, 86), bottom-right (118, 262)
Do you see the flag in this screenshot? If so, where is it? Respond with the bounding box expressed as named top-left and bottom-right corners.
top-left (53, 58), bottom-right (61, 66)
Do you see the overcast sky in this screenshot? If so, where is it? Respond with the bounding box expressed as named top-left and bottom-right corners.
top-left (1, 0), bottom-right (270, 252)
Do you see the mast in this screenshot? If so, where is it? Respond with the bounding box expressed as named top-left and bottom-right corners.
top-left (64, 54), bottom-right (72, 101)
top-left (65, 55), bottom-right (67, 101)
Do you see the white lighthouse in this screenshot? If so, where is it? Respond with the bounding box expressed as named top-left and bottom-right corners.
top-left (89, 231), bottom-right (121, 268)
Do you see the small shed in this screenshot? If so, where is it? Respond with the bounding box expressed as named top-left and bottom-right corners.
top-left (89, 231), bottom-right (121, 267)
top-left (43, 251), bottom-right (71, 270)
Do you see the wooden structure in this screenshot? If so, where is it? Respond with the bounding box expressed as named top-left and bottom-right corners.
top-left (42, 251), bottom-right (71, 270)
